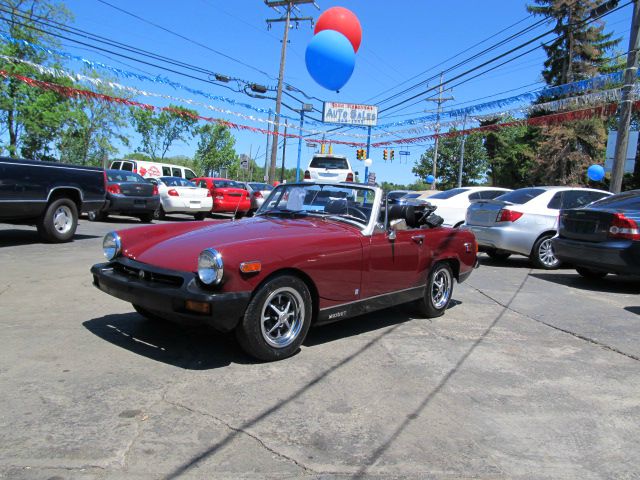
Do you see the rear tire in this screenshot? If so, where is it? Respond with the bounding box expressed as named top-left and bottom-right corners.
top-left (576, 267), bottom-right (607, 279)
top-left (486, 249), bottom-right (511, 261)
top-left (138, 213), bottom-right (154, 223)
top-left (194, 212), bottom-right (207, 221)
top-left (153, 204), bottom-right (166, 220)
top-left (236, 275), bottom-right (312, 361)
top-left (411, 262), bottom-right (455, 318)
top-left (37, 198), bottom-right (78, 243)
top-left (234, 211), bottom-right (245, 219)
top-left (531, 234), bottom-right (560, 270)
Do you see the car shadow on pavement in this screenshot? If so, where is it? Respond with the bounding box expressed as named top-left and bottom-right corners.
top-left (305, 301), bottom-right (462, 348)
top-left (478, 255), bottom-right (532, 269)
top-left (530, 272), bottom-right (640, 294)
top-left (0, 230), bottom-right (100, 247)
top-left (83, 312), bottom-right (250, 370)
top-left (625, 306), bottom-right (640, 315)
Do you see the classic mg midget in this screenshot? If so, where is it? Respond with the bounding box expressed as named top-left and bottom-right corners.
top-left (91, 182), bottom-right (478, 361)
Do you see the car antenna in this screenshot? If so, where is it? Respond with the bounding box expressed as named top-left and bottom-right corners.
top-left (232, 188), bottom-right (243, 221)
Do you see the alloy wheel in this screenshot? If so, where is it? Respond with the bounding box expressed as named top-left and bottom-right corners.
top-left (431, 266), bottom-right (452, 310)
top-left (53, 205), bottom-right (73, 234)
top-left (260, 287), bottom-right (305, 348)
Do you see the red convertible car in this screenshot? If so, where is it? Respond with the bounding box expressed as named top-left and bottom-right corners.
top-left (91, 182), bottom-right (478, 361)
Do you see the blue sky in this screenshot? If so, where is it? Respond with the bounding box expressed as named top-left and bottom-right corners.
top-left (56, 0), bottom-right (635, 184)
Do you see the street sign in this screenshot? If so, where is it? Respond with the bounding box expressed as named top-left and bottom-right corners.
top-left (239, 155), bottom-right (249, 170)
top-left (367, 172), bottom-right (376, 186)
top-left (399, 151), bottom-right (410, 156)
top-left (323, 102), bottom-right (378, 126)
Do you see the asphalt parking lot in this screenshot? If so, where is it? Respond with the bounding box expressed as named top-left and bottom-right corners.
top-left (1, 215), bottom-right (639, 479)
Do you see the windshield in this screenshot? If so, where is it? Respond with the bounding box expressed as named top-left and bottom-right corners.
top-left (159, 176), bottom-right (196, 187)
top-left (249, 182), bottom-right (272, 191)
top-left (213, 180), bottom-right (242, 188)
top-left (429, 188), bottom-right (469, 199)
top-left (106, 171), bottom-right (146, 183)
top-left (309, 156), bottom-right (349, 170)
top-left (257, 183), bottom-right (376, 227)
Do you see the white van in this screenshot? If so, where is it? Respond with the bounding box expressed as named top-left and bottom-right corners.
top-left (110, 159), bottom-right (198, 180)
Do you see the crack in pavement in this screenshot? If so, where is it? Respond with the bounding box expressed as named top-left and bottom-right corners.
top-left (467, 282), bottom-right (640, 362)
top-left (162, 397), bottom-right (319, 475)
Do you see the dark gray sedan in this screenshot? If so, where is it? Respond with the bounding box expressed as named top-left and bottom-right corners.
top-left (553, 190), bottom-right (640, 278)
top-left (88, 170), bottom-right (160, 223)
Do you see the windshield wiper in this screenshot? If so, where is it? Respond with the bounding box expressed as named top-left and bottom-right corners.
top-left (327, 214), bottom-right (367, 225)
top-left (256, 209), bottom-right (309, 217)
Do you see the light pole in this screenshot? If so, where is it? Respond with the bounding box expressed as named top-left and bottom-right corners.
top-left (295, 103), bottom-right (314, 182)
top-left (364, 157), bottom-right (372, 184)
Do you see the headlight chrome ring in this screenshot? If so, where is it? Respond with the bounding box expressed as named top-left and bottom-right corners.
top-left (198, 248), bottom-right (224, 285)
top-left (103, 231), bottom-right (121, 260)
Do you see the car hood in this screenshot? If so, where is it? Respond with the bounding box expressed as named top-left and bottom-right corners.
top-left (121, 215), bottom-right (359, 272)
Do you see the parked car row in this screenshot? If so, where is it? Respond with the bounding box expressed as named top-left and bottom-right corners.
top-left (389, 185), bottom-right (640, 278)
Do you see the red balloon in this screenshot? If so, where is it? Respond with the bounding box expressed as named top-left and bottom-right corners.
top-left (314, 7), bottom-right (362, 53)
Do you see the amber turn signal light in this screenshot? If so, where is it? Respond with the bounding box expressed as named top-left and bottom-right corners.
top-left (185, 300), bottom-right (210, 314)
top-left (239, 261), bottom-right (262, 273)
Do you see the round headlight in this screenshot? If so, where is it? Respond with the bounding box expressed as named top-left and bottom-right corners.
top-left (103, 232), bottom-right (121, 260)
top-left (198, 248), bottom-right (223, 285)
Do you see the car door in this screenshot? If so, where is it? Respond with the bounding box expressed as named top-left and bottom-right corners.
top-left (364, 226), bottom-right (425, 298)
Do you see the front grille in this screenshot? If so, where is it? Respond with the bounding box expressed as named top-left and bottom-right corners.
top-left (113, 262), bottom-right (184, 287)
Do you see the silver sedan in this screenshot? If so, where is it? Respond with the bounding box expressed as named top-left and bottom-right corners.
top-left (242, 182), bottom-right (274, 213)
top-left (462, 186), bottom-right (610, 269)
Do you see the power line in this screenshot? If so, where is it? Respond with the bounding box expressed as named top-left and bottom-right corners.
top-left (377, 1), bottom-right (630, 116)
top-left (95, 0), bottom-right (277, 81)
top-left (362, 13), bottom-right (540, 105)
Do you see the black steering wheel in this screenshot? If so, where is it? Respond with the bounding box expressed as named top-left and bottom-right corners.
top-left (345, 206), bottom-right (368, 222)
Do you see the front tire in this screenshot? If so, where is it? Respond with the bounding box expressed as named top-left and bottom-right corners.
top-left (236, 275), bottom-right (312, 361)
top-left (576, 267), bottom-right (607, 279)
top-left (411, 262), bottom-right (455, 318)
top-left (37, 198), bottom-right (78, 243)
top-left (531, 234), bottom-right (560, 270)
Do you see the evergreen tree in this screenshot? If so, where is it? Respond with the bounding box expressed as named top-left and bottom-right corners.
top-left (527, 0), bottom-right (620, 86)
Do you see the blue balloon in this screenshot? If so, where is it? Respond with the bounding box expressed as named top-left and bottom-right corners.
top-left (587, 164), bottom-right (605, 181)
top-left (305, 30), bottom-right (355, 91)
top-left (426, 175), bottom-right (435, 184)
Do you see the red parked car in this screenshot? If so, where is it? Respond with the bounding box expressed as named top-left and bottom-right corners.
top-left (91, 182), bottom-right (478, 361)
top-left (192, 177), bottom-right (251, 217)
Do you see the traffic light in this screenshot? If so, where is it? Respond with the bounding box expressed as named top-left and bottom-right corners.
top-left (356, 149), bottom-right (366, 160)
top-left (383, 149), bottom-right (388, 160)
top-left (390, 150), bottom-right (395, 161)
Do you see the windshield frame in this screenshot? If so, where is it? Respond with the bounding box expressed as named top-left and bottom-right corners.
top-left (257, 182), bottom-right (382, 236)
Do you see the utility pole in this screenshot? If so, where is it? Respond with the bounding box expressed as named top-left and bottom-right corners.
top-left (610, 0), bottom-right (640, 193)
top-left (457, 114), bottom-right (468, 189)
top-left (265, 0), bottom-right (318, 184)
top-left (425, 72), bottom-right (453, 189)
top-left (280, 125), bottom-right (288, 182)
top-left (264, 113), bottom-right (272, 182)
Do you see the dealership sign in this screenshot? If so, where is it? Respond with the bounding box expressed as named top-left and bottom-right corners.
top-left (323, 102), bottom-right (378, 126)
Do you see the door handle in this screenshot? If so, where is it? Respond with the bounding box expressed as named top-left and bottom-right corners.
top-left (411, 235), bottom-right (425, 245)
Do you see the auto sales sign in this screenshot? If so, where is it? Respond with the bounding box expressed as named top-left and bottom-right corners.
top-left (323, 102), bottom-right (378, 127)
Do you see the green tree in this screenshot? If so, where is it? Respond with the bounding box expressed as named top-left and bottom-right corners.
top-left (527, 0), bottom-right (620, 86)
top-left (412, 130), bottom-right (488, 190)
top-left (58, 72), bottom-right (130, 166)
top-left (129, 104), bottom-right (198, 161)
top-left (525, 0), bottom-right (622, 186)
top-left (194, 124), bottom-right (238, 175)
top-left (0, 0), bottom-right (76, 160)
top-left (482, 118), bottom-right (536, 188)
